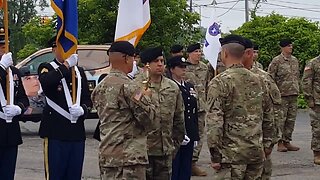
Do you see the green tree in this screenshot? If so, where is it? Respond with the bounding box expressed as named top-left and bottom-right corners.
top-left (17, 16), bottom-right (55, 60)
top-left (0, 0), bottom-right (49, 60)
top-left (232, 13), bottom-right (320, 71)
top-left (78, 0), bottom-right (201, 52)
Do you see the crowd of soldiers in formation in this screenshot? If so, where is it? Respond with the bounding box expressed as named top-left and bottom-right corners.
top-left (1, 32), bottom-right (320, 180)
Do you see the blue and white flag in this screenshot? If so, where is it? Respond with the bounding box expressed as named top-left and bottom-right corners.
top-left (203, 15), bottom-right (221, 69)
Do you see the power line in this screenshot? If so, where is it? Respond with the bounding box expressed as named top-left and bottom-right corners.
top-left (211, 6), bottom-right (320, 20)
top-left (268, 0), bottom-right (320, 8)
top-left (217, 0), bottom-right (240, 17)
top-left (262, 2), bottom-right (320, 13)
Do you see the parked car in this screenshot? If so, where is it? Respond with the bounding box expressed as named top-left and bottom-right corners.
top-left (15, 45), bottom-right (111, 121)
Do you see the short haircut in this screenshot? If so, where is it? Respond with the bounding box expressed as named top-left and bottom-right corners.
top-left (222, 43), bottom-right (245, 59)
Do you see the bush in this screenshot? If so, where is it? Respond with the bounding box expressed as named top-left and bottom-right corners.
top-left (297, 94), bottom-right (307, 109)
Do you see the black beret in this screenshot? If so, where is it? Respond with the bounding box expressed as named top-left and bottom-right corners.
top-left (134, 48), bottom-right (140, 56)
top-left (219, 34), bottom-right (246, 47)
top-left (279, 39), bottom-right (292, 47)
top-left (170, 44), bottom-right (184, 53)
top-left (47, 36), bottom-right (57, 48)
top-left (187, 43), bottom-right (201, 53)
top-left (253, 44), bottom-right (259, 50)
top-left (140, 47), bottom-right (163, 64)
top-left (167, 55), bottom-right (191, 68)
top-left (108, 41), bottom-right (135, 56)
top-left (243, 37), bottom-right (253, 49)
top-left (19, 66), bottom-right (31, 77)
top-left (0, 27), bottom-right (10, 44)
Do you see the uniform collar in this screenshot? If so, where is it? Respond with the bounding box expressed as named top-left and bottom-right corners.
top-left (280, 53), bottom-right (292, 61)
top-left (172, 78), bottom-right (185, 87)
top-left (228, 63), bottom-right (244, 69)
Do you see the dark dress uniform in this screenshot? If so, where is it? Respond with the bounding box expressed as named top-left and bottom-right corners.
top-left (172, 80), bottom-right (200, 180)
top-left (0, 66), bottom-right (29, 180)
top-left (38, 59), bottom-right (92, 180)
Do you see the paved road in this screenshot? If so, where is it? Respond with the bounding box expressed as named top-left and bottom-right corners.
top-left (15, 110), bottom-right (320, 179)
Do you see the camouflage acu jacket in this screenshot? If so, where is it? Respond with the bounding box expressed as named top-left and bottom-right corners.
top-left (268, 54), bottom-right (300, 96)
top-left (91, 69), bottom-right (155, 167)
top-left (206, 64), bottom-right (273, 164)
top-left (302, 56), bottom-right (320, 105)
top-left (135, 75), bottom-right (186, 156)
top-left (185, 61), bottom-right (209, 112)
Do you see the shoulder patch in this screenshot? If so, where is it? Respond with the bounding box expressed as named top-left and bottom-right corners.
top-left (40, 68), bottom-right (48, 74)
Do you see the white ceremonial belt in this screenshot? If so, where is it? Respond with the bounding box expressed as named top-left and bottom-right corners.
top-left (46, 97), bottom-right (76, 123)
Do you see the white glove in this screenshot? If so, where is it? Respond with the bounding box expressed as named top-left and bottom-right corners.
top-left (181, 135), bottom-right (190, 146)
top-left (127, 61), bottom-right (139, 78)
top-left (69, 104), bottom-right (84, 123)
top-left (3, 105), bottom-right (22, 117)
top-left (0, 52), bottom-right (13, 69)
top-left (66, 54), bottom-right (78, 67)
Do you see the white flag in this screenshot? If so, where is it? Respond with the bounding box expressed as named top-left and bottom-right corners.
top-left (203, 15), bottom-right (221, 70)
top-left (115, 0), bottom-right (151, 47)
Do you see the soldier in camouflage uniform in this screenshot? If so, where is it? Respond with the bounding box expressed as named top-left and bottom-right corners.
top-left (243, 38), bottom-right (282, 180)
top-left (302, 56), bottom-right (320, 165)
top-left (253, 44), bottom-right (264, 69)
top-left (135, 47), bottom-right (185, 180)
top-left (207, 35), bottom-right (274, 179)
top-left (268, 39), bottom-right (300, 152)
top-left (206, 52), bottom-right (226, 84)
top-left (91, 41), bottom-right (156, 180)
top-left (170, 44), bottom-right (184, 57)
top-left (184, 43), bottom-right (208, 176)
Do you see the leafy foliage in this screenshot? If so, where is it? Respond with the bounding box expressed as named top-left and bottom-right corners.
top-left (232, 13), bottom-right (320, 72)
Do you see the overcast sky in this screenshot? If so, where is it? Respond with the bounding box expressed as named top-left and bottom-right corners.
top-left (37, 0), bottom-right (320, 33)
top-left (194, 0), bottom-right (320, 32)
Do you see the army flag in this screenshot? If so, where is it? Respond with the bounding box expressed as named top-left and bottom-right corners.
top-left (51, 0), bottom-right (78, 60)
top-left (115, 0), bottom-right (151, 47)
top-left (203, 15), bottom-right (221, 70)
top-left (0, 0), bottom-right (3, 9)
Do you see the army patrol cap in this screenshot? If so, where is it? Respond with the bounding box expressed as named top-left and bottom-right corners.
top-left (47, 36), bottom-right (57, 48)
top-left (279, 39), bottom-right (292, 47)
top-left (167, 55), bottom-right (191, 68)
top-left (0, 27), bottom-right (10, 44)
top-left (140, 47), bottom-right (163, 64)
top-left (187, 43), bottom-right (200, 53)
top-left (107, 41), bottom-right (135, 56)
top-left (170, 44), bottom-right (184, 53)
top-left (219, 34), bottom-right (246, 47)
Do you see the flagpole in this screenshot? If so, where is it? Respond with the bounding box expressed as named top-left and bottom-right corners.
top-left (72, 63), bottom-right (76, 104)
top-left (3, 0), bottom-right (10, 104)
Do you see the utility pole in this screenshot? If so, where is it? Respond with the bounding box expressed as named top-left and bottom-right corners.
top-left (190, 0), bottom-right (193, 12)
top-left (245, 0), bottom-right (249, 22)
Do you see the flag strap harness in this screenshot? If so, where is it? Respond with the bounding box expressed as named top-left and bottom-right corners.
top-left (45, 61), bottom-right (82, 123)
top-left (0, 67), bottom-right (15, 122)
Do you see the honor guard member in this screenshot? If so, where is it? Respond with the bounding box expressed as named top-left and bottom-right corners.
top-left (167, 55), bottom-right (200, 180)
top-left (91, 41), bottom-right (156, 180)
top-left (206, 35), bottom-right (273, 179)
top-left (135, 47), bottom-right (185, 180)
top-left (268, 39), bottom-right (300, 152)
top-left (170, 44), bottom-right (184, 57)
top-left (302, 55), bottom-right (320, 165)
top-left (243, 38), bottom-right (279, 180)
top-left (185, 42), bottom-right (208, 176)
top-left (38, 36), bottom-right (93, 180)
top-left (0, 27), bottom-right (29, 180)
